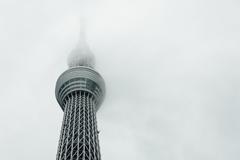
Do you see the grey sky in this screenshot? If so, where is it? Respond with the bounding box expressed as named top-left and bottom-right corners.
top-left (0, 0), bottom-right (240, 159)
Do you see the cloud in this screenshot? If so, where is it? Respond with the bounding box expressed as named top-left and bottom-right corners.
top-left (0, 0), bottom-right (240, 160)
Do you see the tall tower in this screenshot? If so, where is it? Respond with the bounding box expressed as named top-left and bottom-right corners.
top-left (55, 26), bottom-right (105, 160)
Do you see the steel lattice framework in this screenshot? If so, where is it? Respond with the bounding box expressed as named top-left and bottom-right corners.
top-left (55, 67), bottom-right (105, 160)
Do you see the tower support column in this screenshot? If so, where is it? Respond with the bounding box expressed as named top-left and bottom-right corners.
top-left (56, 91), bottom-right (101, 160)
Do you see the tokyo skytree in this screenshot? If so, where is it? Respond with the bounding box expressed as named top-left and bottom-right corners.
top-left (55, 25), bottom-right (105, 160)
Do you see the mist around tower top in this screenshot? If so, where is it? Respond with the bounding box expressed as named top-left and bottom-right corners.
top-left (67, 19), bottom-right (95, 68)
top-left (67, 46), bottom-right (95, 68)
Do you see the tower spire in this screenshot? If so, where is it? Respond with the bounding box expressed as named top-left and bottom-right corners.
top-left (67, 18), bottom-right (95, 69)
top-left (77, 17), bottom-right (87, 48)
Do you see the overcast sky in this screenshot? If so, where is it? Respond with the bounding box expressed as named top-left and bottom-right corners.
top-left (0, 0), bottom-right (240, 159)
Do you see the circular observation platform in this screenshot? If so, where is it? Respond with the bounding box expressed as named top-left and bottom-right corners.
top-left (55, 66), bottom-right (105, 111)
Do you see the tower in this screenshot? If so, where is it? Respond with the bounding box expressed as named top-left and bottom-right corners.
top-left (55, 26), bottom-right (105, 160)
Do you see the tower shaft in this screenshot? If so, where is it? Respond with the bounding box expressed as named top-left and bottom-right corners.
top-left (57, 91), bottom-right (101, 160)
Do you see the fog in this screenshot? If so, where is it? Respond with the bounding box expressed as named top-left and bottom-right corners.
top-left (0, 0), bottom-right (239, 160)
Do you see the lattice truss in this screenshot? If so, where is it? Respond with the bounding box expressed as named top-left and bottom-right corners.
top-left (56, 91), bottom-right (101, 160)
